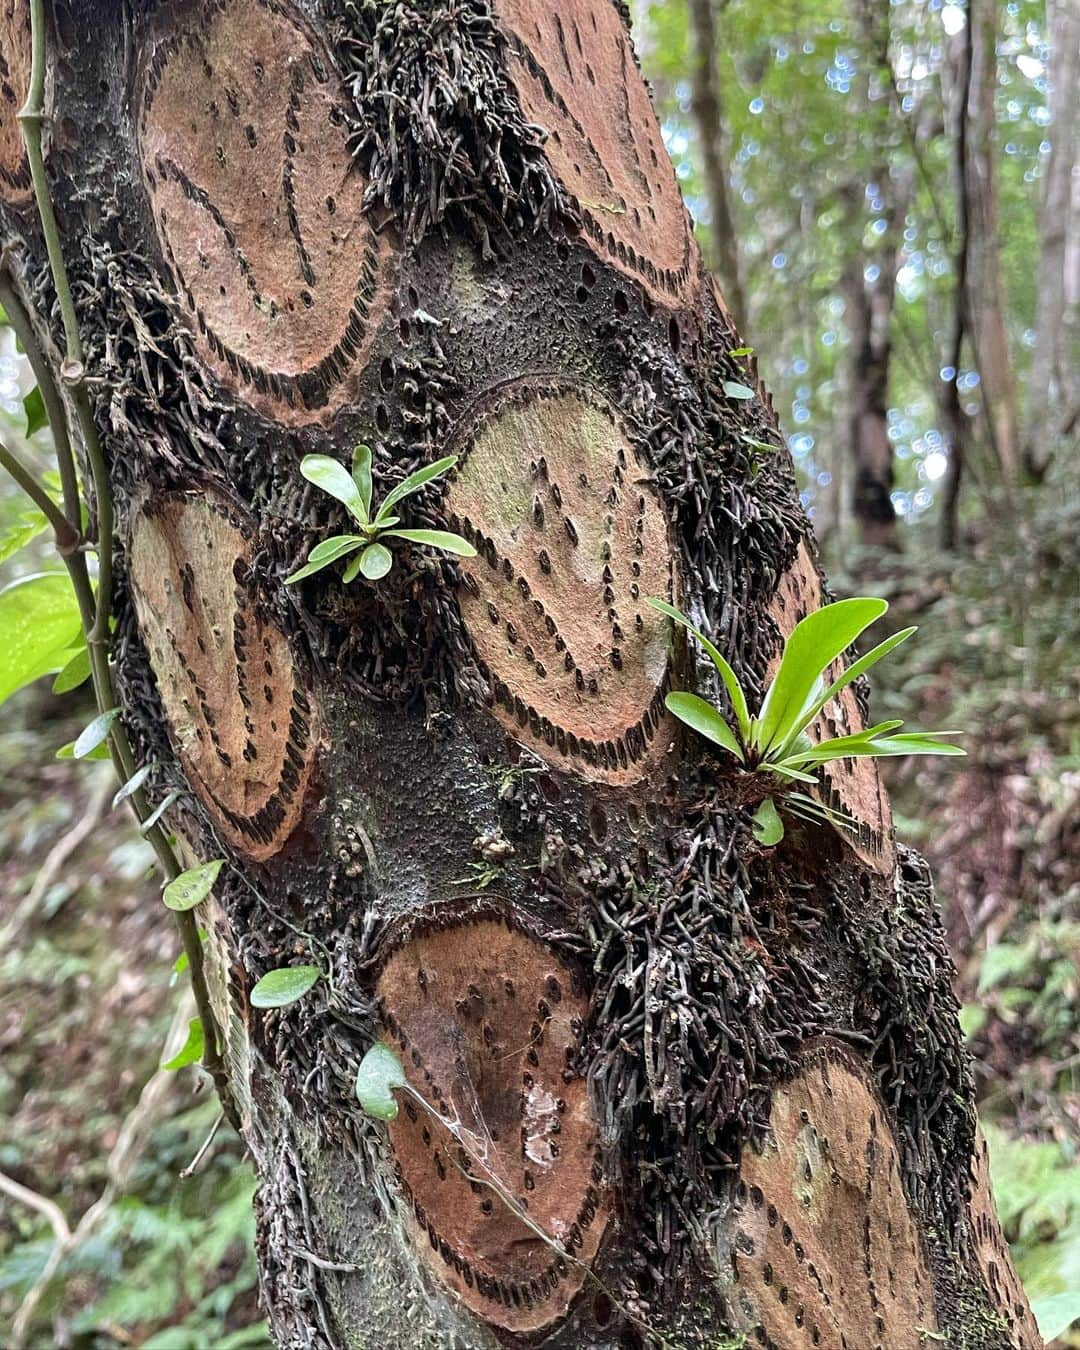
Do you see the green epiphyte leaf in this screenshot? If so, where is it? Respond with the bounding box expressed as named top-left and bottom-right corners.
top-left (250, 964), bottom-right (321, 1009)
top-left (356, 1042), bottom-right (407, 1121)
top-left (163, 1018), bottom-right (204, 1071)
top-left (163, 858), bottom-right (225, 912)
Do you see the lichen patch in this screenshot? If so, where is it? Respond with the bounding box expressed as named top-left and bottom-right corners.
top-left (378, 917), bottom-right (607, 1333)
top-left (448, 379), bottom-right (676, 784)
top-left (137, 0), bottom-right (393, 424)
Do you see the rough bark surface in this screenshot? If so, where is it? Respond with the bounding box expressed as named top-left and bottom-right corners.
top-left (0, 1), bottom-right (1039, 1347)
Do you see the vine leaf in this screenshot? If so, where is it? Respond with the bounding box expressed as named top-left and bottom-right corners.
top-left (73, 708), bottom-right (119, 759)
top-left (23, 386), bottom-right (47, 437)
top-left (356, 1042), bottom-right (406, 1120)
top-left (56, 738), bottom-right (109, 761)
top-left (0, 572), bottom-right (84, 707)
top-left (163, 859), bottom-right (225, 912)
top-left (163, 1017), bottom-right (204, 1071)
top-left (52, 645), bottom-right (91, 695)
top-left (250, 965), bottom-right (321, 1009)
top-left (112, 764), bottom-right (152, 809)
top-left (752, 795), bottom-right (784, 846)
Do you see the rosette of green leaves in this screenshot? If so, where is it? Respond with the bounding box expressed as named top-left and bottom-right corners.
top-left (649, 596), bottom-right (964, 844)
top-left (287, 445), bottom-right (476, 584)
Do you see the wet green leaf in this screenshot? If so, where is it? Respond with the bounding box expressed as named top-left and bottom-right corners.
top-left (52, 645), bottom-right (91, 695)
top-left (300, 454), bottom-right (367, 524)
top-left (163, 1018), bottom-right (204, 1071)
top-left (356, 1042), bottom-right (407, 1120)
top-left (374, 455), bottom-right (458, 523)
top-left (665, 690), bottom-right (743, 758)
top-left (357, 542), bottom-right (392, 580)
top-left (250, 965), bottom-right (321, 1009)
top-left (163, 859), bottom-right (225, 912)
top-left (351, 443), bottom-right (373, 519)
top-left (74, 708), bottom-right (119, 759)
top-left (0, 572), bottom-right (84, 707)
top-left (381, 528), bottom-right (477, 557)
top-left (752, 796), bottom-right (784, 846)
top-left (23, 385), bottom-right (47, 437)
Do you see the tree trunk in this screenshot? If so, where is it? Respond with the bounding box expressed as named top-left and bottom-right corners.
top-left (842, 251), bottom-right (898, 549)
top-left (840, 1), bottom-right (907, 551)
top-left (1025, 0), bottom-right (1080, 479)
top-left (963, 0), bottom-right (1020, 482)
top-left (0, 1), bottom-right (1041, 1346)
top-left (687, 0), bottom-right (748, 335)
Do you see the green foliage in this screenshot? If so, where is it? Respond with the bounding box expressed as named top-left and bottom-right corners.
top-left (287, 445), bottom-right (476, 584)
top-left (355, 1042), bottom-right (406, 1120)
top-left (0, 501), bottom-right (49, 564)
top-left (983, 1122), bottom-right (1080, 1338)
top-left (73, 706), bottom-right (119, 759)
top-left (163, 1017), bottom-right (204, 1071)
top-left (113, 762), bottom-right (152, 809)
top-left (55, 736), bottom-right (109, 760)
top-left (51, 644), bottom-right (91, 694)
top-left (652, 596), bottom-right (963, 842)
top-left (249, 964), bottom-right (321, 1009)
top-left (61, 1131), bottom-right (268, 1348)
top-left (162, 859), bottom-right (225, 912)
top-left (22, 385), bottom-right (47, 437)
top-left (0, 571), bottom-right (84, 707)
top-left (1031, 1292), bottom-right (1080, 1345)
top-left (751, 795), bottom-right (783, 845)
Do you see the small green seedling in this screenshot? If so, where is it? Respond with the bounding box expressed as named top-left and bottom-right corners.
top-left (287, 445), bottom-right (476, 584)
top-left (649, 595), bottom-right (964, 845)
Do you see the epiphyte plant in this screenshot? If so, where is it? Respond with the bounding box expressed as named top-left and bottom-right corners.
top-left (287, 445), bottom-right (477, 584)
top-left (648, 596), bottom-right (964, 845)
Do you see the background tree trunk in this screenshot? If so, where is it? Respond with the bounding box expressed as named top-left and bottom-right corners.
top-left (0, 0), bottom-right (1041, 1346)
top-left (688, 0), bottom-right (748, 335)
top-left (963, 0), bottom-right (1021, 483)
top-left (1025, 0), bottom-right (1080, 478)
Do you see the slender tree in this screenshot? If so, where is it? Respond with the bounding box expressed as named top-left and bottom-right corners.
top-left (962, 0), bottom-right (1020, 482)
top-left (0, 0), bottom-right (1041, 1346)
top-left (688, 0), bottom-right (748, 335)
top-left (1025, 0), bottom-right (1080, 478)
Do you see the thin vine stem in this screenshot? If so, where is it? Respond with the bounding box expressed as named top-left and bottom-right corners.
top-left (20, 0), bottom-right (112, 641)
top-left (0, 269), bottom-right (80, 528)
top-left (5, 0), bottom-right (235, 1120)
top-left (0, 437), bottom-right (73, 544)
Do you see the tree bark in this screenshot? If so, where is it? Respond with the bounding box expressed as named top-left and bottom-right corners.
top-left (963, 0), bottom-right (1020, 482)
top-left (687, 0), bottom-right (748, 335)
top-left (842, 250), bottom-right (898, 549)
top-left (0, 0), bottom-right (1041, 1346)
top-left (1025, 0), bottom-right (1080, 478)
top-left (840, 0), bottom-right (908, 551)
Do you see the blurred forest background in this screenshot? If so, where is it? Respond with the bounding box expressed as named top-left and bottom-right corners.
top-left (0, 0), bottom-right (1077, 1344)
